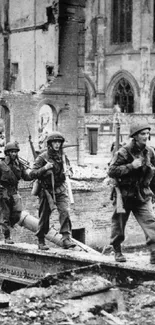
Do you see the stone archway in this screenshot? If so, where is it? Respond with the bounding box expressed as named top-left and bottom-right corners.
top-left (38, 104), bottom-right (54, 150)
top-left (0, 105), bottom-right (10, 147)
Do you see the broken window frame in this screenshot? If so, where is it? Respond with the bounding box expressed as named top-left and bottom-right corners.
top-left (113, 78), bottom-right (134, 113)
top-left (111, 0), bottom-right (132, 44)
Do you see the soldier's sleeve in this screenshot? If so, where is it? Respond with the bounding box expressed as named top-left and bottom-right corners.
top-left (108, 148), bottom-right (134, 179)
top-left (21, 165), bottom-right (32, 181)
top-left (150, 146), bottom-right (155, 166)
top-left (29, 155), bottom-right (48, 179)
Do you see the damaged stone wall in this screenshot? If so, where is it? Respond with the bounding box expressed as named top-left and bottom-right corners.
top-left (9, 0), bottom-right (59, 91)
top-left (0, 0), bottom-right (85, 165)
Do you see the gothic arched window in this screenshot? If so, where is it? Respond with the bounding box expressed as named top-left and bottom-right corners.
top-left (111, 0), bottom-right (132, 44)
top-left (113, 78), bottom-right (134, 113)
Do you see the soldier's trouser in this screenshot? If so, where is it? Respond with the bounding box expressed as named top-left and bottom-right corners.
top-left (36, 186), bottom-right (72, 239)
top-left (0, 193), bottom-right (22, 237)
top-left (110, 198), bottom-right (155, 248)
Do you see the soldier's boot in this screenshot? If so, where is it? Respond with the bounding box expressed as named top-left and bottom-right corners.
top-left (38, 237), bottom-right (49, 250)
top-left (4, 234), bottom-right (14, 244)
top-left (113, 245), bottom-right (126, 263)
top-left (62, 234), bottom-right (76, 249)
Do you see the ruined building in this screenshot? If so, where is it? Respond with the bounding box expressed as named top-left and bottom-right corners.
top-left (0, 0), bottom-right (154, 166)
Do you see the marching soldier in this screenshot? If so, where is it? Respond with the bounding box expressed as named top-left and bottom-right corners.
top-left (108, 123), bottom-right (155, 264)
top-left (30, 131), bottom-right (76, 250)
top-left (0, 141), bottom-right (31, 243)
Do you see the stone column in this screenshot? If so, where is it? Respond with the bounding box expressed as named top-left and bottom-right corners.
top-left (140, 0), bottom-right (152, 113)
top-left (77, 17), bottom-right (85, 166)
top-left (95, 0), bottom-right (106, 108)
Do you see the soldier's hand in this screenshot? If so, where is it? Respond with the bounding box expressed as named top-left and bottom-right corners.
top-left (44, 162), bottom-right (53, 170)
top-left (65, 167), bottom-right (73, 178)
top-left (132, 158), bottom-right (142, 169)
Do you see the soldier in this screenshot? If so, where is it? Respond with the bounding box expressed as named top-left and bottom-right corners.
top-left (108, 123), bottom-right (155, 264)
top-left (30, 131), bottom-right (76, 250)
top-left (0, 141), bottom-right (31, 243)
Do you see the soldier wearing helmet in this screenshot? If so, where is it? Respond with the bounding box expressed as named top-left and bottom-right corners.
top-left (0, 141), bottom-right (32, 244)
top-left (30, 131), bottom-right (75, 250)
top-left (108, 122), bottom-right (155, 264)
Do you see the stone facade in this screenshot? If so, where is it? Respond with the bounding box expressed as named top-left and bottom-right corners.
top-left (0, 0), bottom-right (154, 167)
top-left (84, 0), bottom-right (155, 165)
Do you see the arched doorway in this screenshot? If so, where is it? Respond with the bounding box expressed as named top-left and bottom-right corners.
top-left (38, 104), bottom-right (53, 150)
top-left (0, 105), bottom-right (10, 150)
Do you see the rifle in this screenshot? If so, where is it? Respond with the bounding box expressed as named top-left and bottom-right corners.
top-left (26, 125), bottom-right (55, 205)
top-left (18, 156), bottom-right (30, 169)
top-left (113, 112), bottom-right (125, 213)
top-left (26, 123), bottom-right (38, 159)
top-left (62, 148), bottom-right (74, 205)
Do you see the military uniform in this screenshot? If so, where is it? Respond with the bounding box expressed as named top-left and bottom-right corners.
top-left (30, 132), bottom-right (75, 250)
top-left (0, 142), bottom-right (31, 242)
top-left (108, 123), bottom-right (155, 263)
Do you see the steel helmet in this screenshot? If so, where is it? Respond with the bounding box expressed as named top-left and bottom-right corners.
top-left (4, 141), bottom-right (20, 153)
top-left (47, 131), bottom-right (65, 143)
top-left (129, 123), bottom-right (151, 137)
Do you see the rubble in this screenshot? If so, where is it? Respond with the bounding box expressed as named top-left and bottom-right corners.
top-left (72, 164), bottom-right (108, 180)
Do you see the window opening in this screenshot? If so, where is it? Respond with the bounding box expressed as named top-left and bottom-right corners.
top-left (111, 0), bottom-right (132, 44)
top-left (46, 6), bottom-right (56, 24)
top-left (10, 63), bottom-right (19, 91)
top-left (89, 129), bottom-right (98, 155)
top-left (46, 65), bottom-right (54, 82)
top-left (113, 78), bottom-right (134, 113)
top-left (11, 63), bottom-right (18, 76)
top-left (85, 86), bottom-right (90, 113)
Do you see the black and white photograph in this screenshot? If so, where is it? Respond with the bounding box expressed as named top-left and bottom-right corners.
top-left (0, 0), bottom-right (155, 324)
